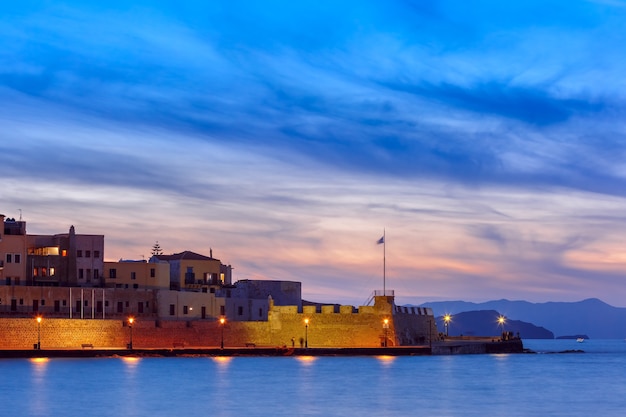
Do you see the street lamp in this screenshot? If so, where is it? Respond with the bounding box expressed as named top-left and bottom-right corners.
top-left (36, 316), bottom-right (42, 350)
top-left (443, 314), bottom-right (452, 337)
top-left (304, 318), bottom-right (309, 348)
top-left (219, 317), bottom-right (226, 349)
top-left (128, 317), bottom-right (134, 350)
top-left (497, 315), bottom-right (506, 338)
top-left (383, 318), bottom-right (389, 347)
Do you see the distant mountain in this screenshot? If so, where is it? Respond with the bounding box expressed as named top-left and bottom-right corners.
top-left (436, 310), bottom-right (554, 339)
top-left (418, 298), bottom-right (626, 339)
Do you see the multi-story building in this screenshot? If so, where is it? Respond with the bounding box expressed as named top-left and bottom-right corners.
top-left (103, 259), bottom-right (170, 290)
top-left (152, 250), bottom-right (232, 291)
top-left (27, 226), bottom-right (104, 287)
top-left (0, 214), bottom-right (28, 286)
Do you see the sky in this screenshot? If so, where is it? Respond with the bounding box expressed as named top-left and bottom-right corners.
top-left (2, 0), bottom-right (626, 307)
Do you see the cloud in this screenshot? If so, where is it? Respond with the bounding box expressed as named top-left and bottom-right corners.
top-left (2, 1), bottom-right (626, 306)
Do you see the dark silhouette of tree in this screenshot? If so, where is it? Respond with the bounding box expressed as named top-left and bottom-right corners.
top-left (151, 241), bottom-right (163, 256)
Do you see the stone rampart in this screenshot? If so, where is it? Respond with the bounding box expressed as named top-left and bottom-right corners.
top-left (0, 296), bottom-right (436, 349)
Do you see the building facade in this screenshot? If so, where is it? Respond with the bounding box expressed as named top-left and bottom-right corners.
top-left (0, 215), bottom-right (27, 286)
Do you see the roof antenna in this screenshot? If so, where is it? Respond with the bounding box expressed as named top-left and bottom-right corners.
top-left (18, 209), bottom-right (22, 221)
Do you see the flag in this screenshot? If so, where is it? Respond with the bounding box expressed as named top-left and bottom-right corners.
top-left (377, 236), bottom-right (384, 244)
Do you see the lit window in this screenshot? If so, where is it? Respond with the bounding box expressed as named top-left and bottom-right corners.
top-left (50, 267), bottom-right (55, 276)
top-left (62, 249), bottom-right (67, 257)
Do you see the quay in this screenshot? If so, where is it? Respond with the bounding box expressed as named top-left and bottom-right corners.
top-left (0, 339), bottom-right (523, 359)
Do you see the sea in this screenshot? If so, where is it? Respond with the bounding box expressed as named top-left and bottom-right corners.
top-left (2, 339), bottom-right (625, 417)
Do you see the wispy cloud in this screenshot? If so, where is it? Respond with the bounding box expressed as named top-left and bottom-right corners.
top-left (2, 1), bottom-right (626, 306)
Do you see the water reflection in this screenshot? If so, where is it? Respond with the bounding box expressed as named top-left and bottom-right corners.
top-left (29, 357), bottom-right (50, 416)
top-left (376, 355), bottom-right (396, 366)
top-left (295, 356), bottom-right (317, 365)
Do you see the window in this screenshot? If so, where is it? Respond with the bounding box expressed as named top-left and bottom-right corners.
top-left (41, 300), bottom-right (45, 306)
top-left (169, 304), bottom-right (175, 316)
top-left (14, 254), bottom-right (21, 263)
top-left (5, 277), bottom-right (10, 285)
top-left (183, 305), bottom-right (189, 315)
top-left (62, 300), bottom-right (67, 306)
top-left (5, 254), bottom-right (11, 263)
top-left (131, 272), bottom-right (136, 280)
top-left (78, 269), bottom-right (84, 279)
top-left (150, 268), bottom-right (155, 278)
top-left (86, 250), bottom-right (91, 258)
top-left (259, 308), bottom-right (263, 317)
top-left (133, 284), bottom-right (138, 289)
top-left (77, 250), bottom-right (82, 257)
top-left (94, 269), bottom-right (99, 279)
top-left (220, 305), bottom-right (225, 315)
top-left (94, 250), bottom-right (100, 258)
top-left (62, 249), bottom-right (67, 256)
top-left (238, 306), bottom-right (243, 316)
top-left (109, 269), bottom-right (117, 278)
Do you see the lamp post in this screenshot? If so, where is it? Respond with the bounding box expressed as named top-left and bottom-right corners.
top-left (219, 317), bottom-right (226, 349)
top-left (36, 316), bottom-right (42, 350)
top-left (128, 317), bottom-right (134, 350)
top-left (498, 315), bottom-right (506, 339)
top-left (383, 318), bottom-right (389, 347)
top-left (304, 318), bottom-right (309, 348)
top-left (443, 314), bottom-right (451, 337)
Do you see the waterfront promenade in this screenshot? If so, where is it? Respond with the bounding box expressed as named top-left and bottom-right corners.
top-left (0, 339), bottom-right (523, 358)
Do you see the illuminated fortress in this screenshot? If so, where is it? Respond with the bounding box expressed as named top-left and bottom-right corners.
top-left (0, 213), bottom-right (436, 350)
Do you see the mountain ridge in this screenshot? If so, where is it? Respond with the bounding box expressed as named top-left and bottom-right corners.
top-left (416, 298), bottom-right (626, 339)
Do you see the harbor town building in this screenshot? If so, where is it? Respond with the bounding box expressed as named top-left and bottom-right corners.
top-left (0, 213), bottom-right (436, 349)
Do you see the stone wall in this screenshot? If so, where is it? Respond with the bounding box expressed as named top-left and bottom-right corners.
top-left (0, 296), bottom-right (437, 349)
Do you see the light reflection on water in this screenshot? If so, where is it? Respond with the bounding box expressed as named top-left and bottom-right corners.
top-left (1, 341), bottom-right (625, 417)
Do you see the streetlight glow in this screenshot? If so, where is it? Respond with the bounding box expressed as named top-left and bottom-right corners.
top-left (383, 318), bottom-right (389, 347)
top-left (304, 318), bottom-right (309, 348)
top-left (219, 317), bottom-right (226, 349)
top-left (443, 314), bottom-right (452, 337)
top-left (35, 316), bottom-right (42, 350)
top-left (128, 317), bottom-right (134, 350)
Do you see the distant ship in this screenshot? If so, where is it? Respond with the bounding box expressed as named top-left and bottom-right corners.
top-left (576, 338), bottom-right (585, 343)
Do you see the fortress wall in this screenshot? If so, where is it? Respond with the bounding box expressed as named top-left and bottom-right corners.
top-left (392, 312), bottom-right (438, 346)
top-left (0, 298), bottom-right (435, 349)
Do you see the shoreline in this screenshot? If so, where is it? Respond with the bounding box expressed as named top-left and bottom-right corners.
top-left (0, 339), bottom-right (525, 358)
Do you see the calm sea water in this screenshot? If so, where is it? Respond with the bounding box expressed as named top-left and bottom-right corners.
top-left (2, 340), bottom-right (625, 417)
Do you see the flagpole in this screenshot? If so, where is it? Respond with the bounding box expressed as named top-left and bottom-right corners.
top-left (383, 229), bottom-right (386, 295)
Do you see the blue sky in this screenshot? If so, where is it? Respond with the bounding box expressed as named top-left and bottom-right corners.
top-left (2, 1), bottom-right (626, 306)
